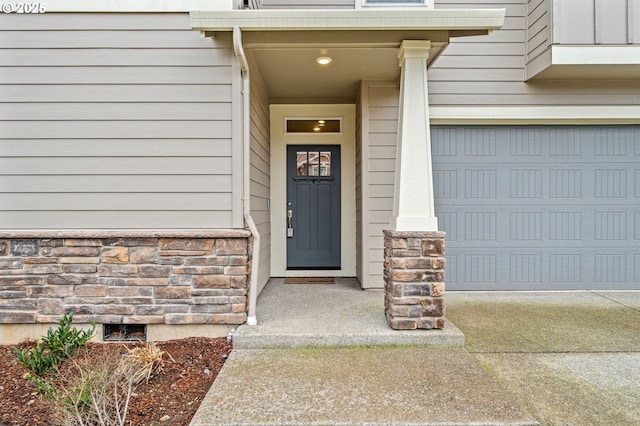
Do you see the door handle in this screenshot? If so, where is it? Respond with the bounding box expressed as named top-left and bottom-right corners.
top-left (287, 209), bottom-right (294, 237)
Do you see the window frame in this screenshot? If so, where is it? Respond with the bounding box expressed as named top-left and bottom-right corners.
top-left (358, 0), bottom-right (433, 8)
top-left (284, 117), bottom-right (343, 135)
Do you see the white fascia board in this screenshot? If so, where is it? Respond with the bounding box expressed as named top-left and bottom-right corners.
top-left (190, 9), bottom-right (506, 32)
top-left (44, 0), bottom-right (232, 12)
top-left (430, 106), bottom-right (640, 125)
top-left (552, 45), bottom-right (640, 65)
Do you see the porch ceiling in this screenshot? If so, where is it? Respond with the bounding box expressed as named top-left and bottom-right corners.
top-left (191, 9), bottom-right (506, 102)
top-left (247, 38), bottom-right (444, 103)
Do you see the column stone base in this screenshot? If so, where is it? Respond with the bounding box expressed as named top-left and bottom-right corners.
top-left (383, 230), bottom-right (446, 330)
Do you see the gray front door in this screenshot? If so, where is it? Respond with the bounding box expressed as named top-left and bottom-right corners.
top-left (286, 145), bottom-right (341, 269)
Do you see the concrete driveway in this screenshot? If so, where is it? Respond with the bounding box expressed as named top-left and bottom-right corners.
top-left (447, 291), bottom-right (640, 425)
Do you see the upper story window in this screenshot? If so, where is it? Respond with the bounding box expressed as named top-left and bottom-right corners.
top-left (363, 0), bottom-right (430, 6)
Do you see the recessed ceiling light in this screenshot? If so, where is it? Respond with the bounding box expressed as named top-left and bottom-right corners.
top-left (316, 56), bottom-right (332, 65)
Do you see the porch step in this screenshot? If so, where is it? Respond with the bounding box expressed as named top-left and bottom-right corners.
top-left (232, 319), bottom-right (464, 349)
top-left (232, 277), bottom-right (464, 349)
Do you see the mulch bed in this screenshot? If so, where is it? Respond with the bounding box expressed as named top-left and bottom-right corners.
top-left (0, 337), bottom-right (232, 426)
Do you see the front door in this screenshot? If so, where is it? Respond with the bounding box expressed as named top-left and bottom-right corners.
top-left (286, 145), bottom-right (341, 269)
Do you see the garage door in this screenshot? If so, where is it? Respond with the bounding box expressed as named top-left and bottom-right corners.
top-left (432, 126), bottom-right (640, 290)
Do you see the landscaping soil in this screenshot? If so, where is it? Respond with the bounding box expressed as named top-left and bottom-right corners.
top-left (0, 337), bottom-right (232, 426)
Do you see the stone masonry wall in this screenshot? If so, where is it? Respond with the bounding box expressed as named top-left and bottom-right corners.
top-left (0, 231), bottom-right (251, 327)
top-left (383, 230), bottom-right (446, 330)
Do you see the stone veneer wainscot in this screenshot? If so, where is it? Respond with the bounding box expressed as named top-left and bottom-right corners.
top-left (383, 230), bottom-right (446, 330)
top-left (0, 230), bottom-right (252, 327)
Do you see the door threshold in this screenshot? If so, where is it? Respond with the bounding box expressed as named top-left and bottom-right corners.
top-left (284, 277), bottom-right (335, 284)
top-left (283, 270), bottom-right (346, 278)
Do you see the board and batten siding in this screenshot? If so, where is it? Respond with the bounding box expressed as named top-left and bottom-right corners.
top-left (526, 0), bottom-right (640, 79)
top-left (552, 0), bottom-right (640, 44)
top-left (430, 1), bottom-right (640, 108)
top-left (359, 81), bottom-right (398, 289)
top-left (0, 13), bottom-right (236, 229)
top-left (249, 60), bottom-right (272, 293)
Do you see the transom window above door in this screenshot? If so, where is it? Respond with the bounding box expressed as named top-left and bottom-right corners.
top-left (286, 119), bottom-right (341, 134)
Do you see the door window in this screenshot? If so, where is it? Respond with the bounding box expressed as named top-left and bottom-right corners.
top-left (296, 151), bottom-right (332, 177)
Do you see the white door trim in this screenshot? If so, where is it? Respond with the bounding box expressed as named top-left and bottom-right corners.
top-left (270, 104), bottom-right (357, 277)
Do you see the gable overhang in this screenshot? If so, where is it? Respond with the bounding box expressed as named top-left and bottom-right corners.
top-left (190, 9), bottom-right (505, 102)
top-left (190, 9), bottom-right (506, 32)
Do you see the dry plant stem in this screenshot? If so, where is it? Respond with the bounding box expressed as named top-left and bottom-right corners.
top-left (123, 343), bottom-right (169, 384)
top-left (1, 337), bottom-right (233, 426)
top-left (53, 347), bottom-right (137, 426)
top-left (113, 365), bottom-right (135, 426)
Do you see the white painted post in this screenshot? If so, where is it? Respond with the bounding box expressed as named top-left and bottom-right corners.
top-left (389, 40), bottom-right (438, 232)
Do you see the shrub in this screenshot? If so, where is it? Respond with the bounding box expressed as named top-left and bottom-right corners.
top-left (41, 313), bottom-right (96, 361)
top-left (15, 313), bottom-right (96, 376)
top-left (51, 344), bottom-right (171, 426)
top-left (15, 317), bottom-right (171, 426)
top-left (52, 346), bottom-right (137, 426)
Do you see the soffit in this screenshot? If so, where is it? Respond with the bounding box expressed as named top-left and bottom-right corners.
top-left (245, 31), bottom-right (449, 102)
top-left (191, 9), bottom-right (506, 102)
top-left (529, 45), bottom-right (640, 81)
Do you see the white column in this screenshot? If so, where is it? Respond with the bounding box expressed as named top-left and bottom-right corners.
top-left (389, 40), bottom-right (438, 232)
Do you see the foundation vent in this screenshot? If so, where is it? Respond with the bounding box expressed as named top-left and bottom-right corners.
top-left (103, 324), bottom-right (146, 342)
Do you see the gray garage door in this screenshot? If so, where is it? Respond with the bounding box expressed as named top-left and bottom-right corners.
top-left (432, 126), bottom-right (640, 290)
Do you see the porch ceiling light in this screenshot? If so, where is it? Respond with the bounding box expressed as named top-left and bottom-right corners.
top-left (316, 56), bottom-right (332, 65)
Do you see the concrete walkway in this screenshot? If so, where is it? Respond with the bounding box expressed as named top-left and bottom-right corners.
top-left (191, 279), bottom-right (640, 425)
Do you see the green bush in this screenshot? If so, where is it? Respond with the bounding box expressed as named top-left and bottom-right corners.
top-left (41, 313), bottom-right (96, 361)
top-left (15, 313), bottom-right (96, 376)
top-left (15, 344), bottom-right (59, 376)
top-left (15, 315), bottom-right (142, 425)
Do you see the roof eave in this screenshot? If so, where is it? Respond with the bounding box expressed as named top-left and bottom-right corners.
top-left (190, 9), bottom-right (506, 33)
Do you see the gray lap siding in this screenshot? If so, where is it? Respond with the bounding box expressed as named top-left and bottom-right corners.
top-left (0, 13), bottom-right (235, 230)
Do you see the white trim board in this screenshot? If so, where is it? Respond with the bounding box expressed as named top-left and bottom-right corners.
top-left (191, 9), bottom-right (506, 32)
top-left (430, 106), bottom-right (640, 125)
top-left (270, 104), bottom-right (357, 278)
top-left (552, 45), bottom-right (640, 66)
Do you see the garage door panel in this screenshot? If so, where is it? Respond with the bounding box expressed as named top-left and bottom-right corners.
top-left (433, 125), bottom-right (640, 290)
top-left (445, 250), bottom-right (638, 290)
